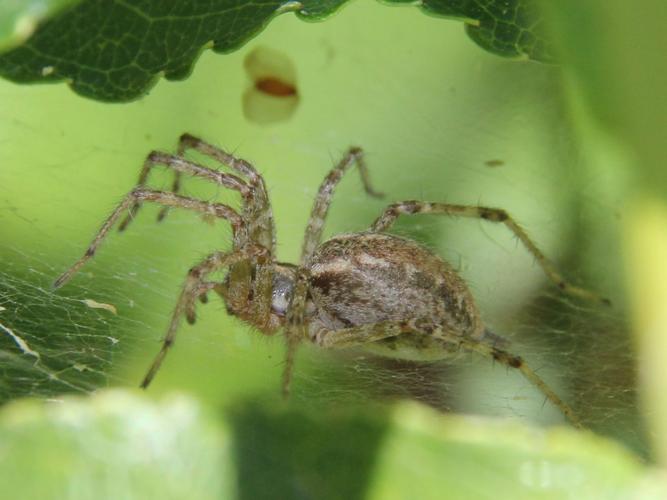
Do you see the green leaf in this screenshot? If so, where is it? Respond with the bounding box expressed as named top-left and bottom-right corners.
top-left (413, 0), bottom-right (554, 61)
top-left (0, 0), bottom-right (551, 102)
top-left (366, 404), bottom-right (659, 499)
top-left (1, 392), bottom-right (663, 499)
top-left (0, 391), bottom-right (234, 500)
top-left (542, 1), bottom-right (667, 192)
top-left (229, 400), bottom-right (660, 499)
top-left (541, 0), bottom-right (667, 463)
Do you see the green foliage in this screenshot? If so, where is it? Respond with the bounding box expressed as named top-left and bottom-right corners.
top-left (0, 391), bottom-right (233, 499)
top-left (542, 0), bottom-right (667, 463)
top-left (0, 0), bottom-right (551, 102)
top-left (1, 0), bottom-right (665, 497)
top-left (542, 1), bottom-right (667, 193)
top-left (414, 0), bottom-right (553, 61)
top-left (1, 392), bottom-right (663, 500)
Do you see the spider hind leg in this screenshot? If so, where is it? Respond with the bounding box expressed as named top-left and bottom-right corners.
top-left (312, 319), bottom-right (583, 428)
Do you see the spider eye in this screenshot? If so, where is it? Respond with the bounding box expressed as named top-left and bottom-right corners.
top-left (271, 274), bottom-right (293, 315)
top-left (271, 291), bottom-right (289, 315)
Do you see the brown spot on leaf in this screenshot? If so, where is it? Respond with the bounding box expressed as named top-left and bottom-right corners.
top-left (484, 159), bottom-right (505, 167)
top-left (255, 77), bottom-right (297, 97)
top-left (243, 46), bottom-right (299, 125)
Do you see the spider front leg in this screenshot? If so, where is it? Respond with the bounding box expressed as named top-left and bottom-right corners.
top-left (370, 201), bottom-right (610, 305)
top-left (185, 281), bottom-right (220, 324)
top-left (157, 134), bottom-right (276, 253)
top-left (154, 136), bottom-right (189, 222)
top-left (54, 188), bottom-right (245, 289)
top-left (141, 246), bottom-right (268, 388)
top-left (315, 320), bottom-right (584, 428)
top-left (282, 268), bottom-right (311, 398)
top-left (117, 150), bottom-right (251, 232)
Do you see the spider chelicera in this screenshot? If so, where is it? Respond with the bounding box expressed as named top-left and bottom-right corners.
top-left (54, 135), bottom-right (609, 428)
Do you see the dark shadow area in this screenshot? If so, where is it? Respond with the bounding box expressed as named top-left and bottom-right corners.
top-left (228, 399), bottom-right (390, 500)
top-left (368, 357), bottom-right (457, 411)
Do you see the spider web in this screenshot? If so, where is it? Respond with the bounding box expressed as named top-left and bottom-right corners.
top-left (0, 0), bottom-right (647, 459)
top-left (0, 138), bottom-right (644, 456)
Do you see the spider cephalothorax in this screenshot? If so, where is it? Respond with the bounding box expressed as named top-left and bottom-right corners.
top-left (55, 135), bottom-right (608, 428)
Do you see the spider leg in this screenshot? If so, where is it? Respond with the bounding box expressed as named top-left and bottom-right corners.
top-left (195, 282), bottom-right (228, 306)
top-left (180, 135), bottom-right (277, 325)
top-left (315, 319), bottom-right (584, 428)
top-left (124, 137), bottom-right (277, 325)
top-left (186, 266), bottom-right (273, 330)
top-left (156, 172), bottom-right (183, 222)
top-left (282, 332), bottom-right (300, 399)
top-left (154, 136), bottom-right (192, 222)
top-left (282, 268), bottom-right (311, 398)
top-left (369, 201), bottom-right (610, 306)
top-left (140, 246), bottom-right (268, 389)
top-left (186, 281), bottom-right (218, 324)
top-left (300, 147), bottom-right (383, 265)
top-left (179, 134), bottom-right (263, 180)
top-left (456, 335), bottom-right (583, 428)
top-left (117, 151), bottom-right (251, 233)
top-left (54, 188), bottom-right (245, 289)
top-left (252, 264), bottom-right (274, 330)
top-left (170, 134), bottom-right (276, 254)
top-left (195, 282), bottom-right (227, 305)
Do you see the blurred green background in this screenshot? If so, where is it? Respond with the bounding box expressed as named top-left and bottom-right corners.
top-left (1, 1), bottom-right (666, 498)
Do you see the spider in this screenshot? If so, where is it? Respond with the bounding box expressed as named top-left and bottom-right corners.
top-left (54, 135), bottom-right (609, 428)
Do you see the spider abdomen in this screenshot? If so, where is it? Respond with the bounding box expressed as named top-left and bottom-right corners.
top-left (307, 232), bottom-right (483, 341)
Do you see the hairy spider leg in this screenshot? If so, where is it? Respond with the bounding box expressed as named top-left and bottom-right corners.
top-left (177, 134), bottom-right (275, 254)
top-left (114, 149), bottom-right (271, 316)
top-left (54, 189), bottom-right (246, 289)
top-left (186, 282), bottom-right (218, 322)
top-left (140, 245), bottom-right (269, 389)
top-left (283, 147), bottom-right (384, 396)
top-left (283, 269), bottom-right (310, 397)
top-left (312, 319), bottom-right (583, 428)
top-left (153, 137), bottom-right (193, 223)
top-left (300, 147), bottom-right (384, 266)
top-left (135, 136), bottom-right (277, 325)
top-left (370, 201), bottom-right (610, 306)
top-left (176, 135), bottom-right (278, 326)
top-left (117, 152), bottom-right (251, 235)
top-left (143, 135), bottom-right (275, 254)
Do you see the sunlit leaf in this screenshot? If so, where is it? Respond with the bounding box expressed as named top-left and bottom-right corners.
top-left (1, 393), bottom-right (663, 499)
top-left (0, 391), bottom-right (233, 499)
